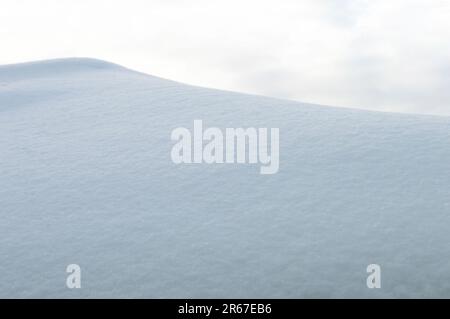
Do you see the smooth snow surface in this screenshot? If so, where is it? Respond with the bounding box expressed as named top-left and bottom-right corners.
top-left (1, 58), bottom-right (450, 298)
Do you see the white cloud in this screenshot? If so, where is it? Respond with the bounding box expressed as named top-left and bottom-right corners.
top-left (1, 0), bottom-right (449, 115)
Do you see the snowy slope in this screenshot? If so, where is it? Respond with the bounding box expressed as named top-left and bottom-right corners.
top-left (1, 58), bottom-right (450, 298)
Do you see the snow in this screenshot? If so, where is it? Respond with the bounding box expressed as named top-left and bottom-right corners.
top-left (1, 58), bottom-right (450, 298)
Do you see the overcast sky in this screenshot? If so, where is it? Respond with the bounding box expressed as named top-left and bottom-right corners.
top-left (1, 0), bottom-right (450, 115)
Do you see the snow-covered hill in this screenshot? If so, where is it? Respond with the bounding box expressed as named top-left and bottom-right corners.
top-left (1, 58), bottom-right (449, 298)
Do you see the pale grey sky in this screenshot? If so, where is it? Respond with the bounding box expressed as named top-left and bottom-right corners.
top-left (1, 0), bottom-right (450, 115)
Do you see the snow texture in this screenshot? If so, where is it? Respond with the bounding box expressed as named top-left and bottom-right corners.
top-left (1, 58), bottom-right (450, 298)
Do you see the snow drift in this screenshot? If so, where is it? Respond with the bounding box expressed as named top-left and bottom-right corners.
top-left (1, 58), bottom-right (450, 298)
